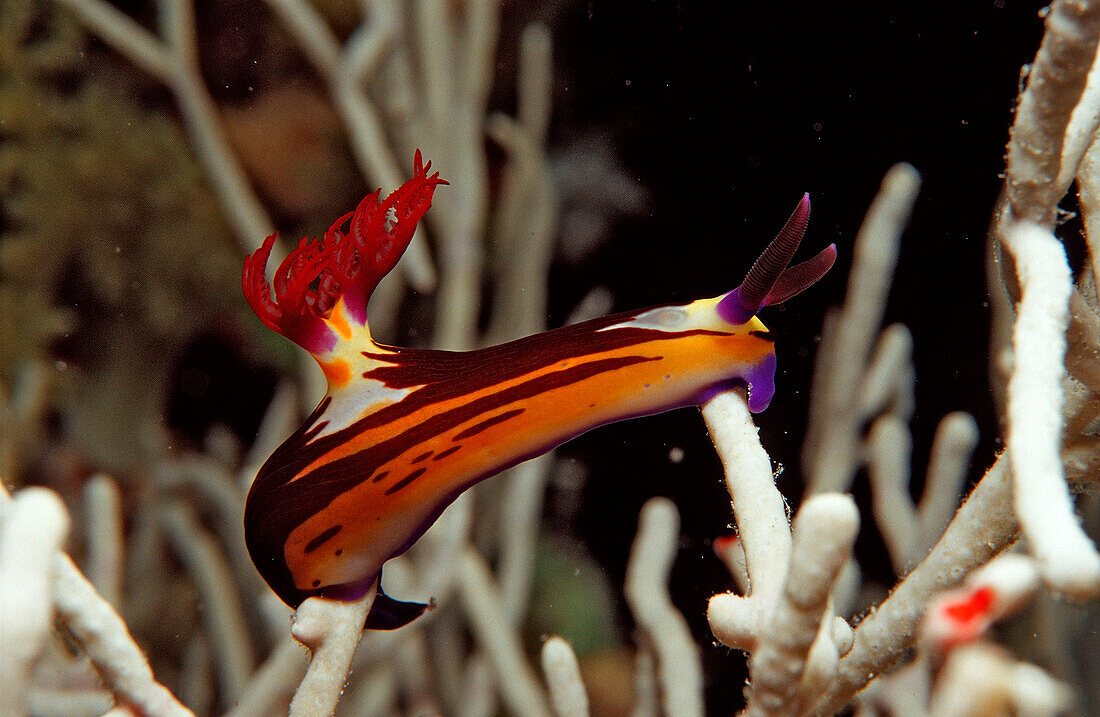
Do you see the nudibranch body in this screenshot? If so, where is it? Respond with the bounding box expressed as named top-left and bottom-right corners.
top-left (242, 151), bottom-right (835, 629)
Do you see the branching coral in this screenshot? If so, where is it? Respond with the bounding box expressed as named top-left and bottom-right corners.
top-left (624, 498), bottom-right (704, 717)
top-left (541, 636), bottom-right (590, 717)
top-left (0, 488), bottom-right (70, 716)
top-left (0, 482), bottom-right (193, 716)
top-left (0, 3), bottom-right (245, 470)
top-left (996, 0), bottom-right (1100, 598)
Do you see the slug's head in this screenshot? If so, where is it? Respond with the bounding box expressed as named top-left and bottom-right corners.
top-left (242, 151), bottom-right (446, 359)
top-left (718, 194), bottom-right (836, 325)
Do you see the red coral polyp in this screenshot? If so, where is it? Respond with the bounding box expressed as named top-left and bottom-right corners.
top-left (242, 151), bottom-right (446, 353)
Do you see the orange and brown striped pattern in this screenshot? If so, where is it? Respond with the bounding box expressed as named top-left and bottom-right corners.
top-left (242, 152), bottom-right (835, 628)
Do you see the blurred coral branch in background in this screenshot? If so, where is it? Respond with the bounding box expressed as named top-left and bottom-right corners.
top-left (1, 0), bottom-right (1099, 715)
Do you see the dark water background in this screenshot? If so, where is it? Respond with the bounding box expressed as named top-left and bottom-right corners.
top-left (550, 2), bottom-right (1050, 710)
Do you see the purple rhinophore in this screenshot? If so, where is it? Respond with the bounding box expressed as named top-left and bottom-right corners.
top-left (717, 194), bottom-right (813, 325)
top-left (716, 286), bottom-right (756, 325)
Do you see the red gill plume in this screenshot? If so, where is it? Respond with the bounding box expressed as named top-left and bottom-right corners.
top-left (242, 151), bottom-right (446, 352)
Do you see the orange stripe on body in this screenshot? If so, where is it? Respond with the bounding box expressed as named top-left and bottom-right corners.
top-left (283, 330), bottom-right (771, 591)
top-left (294, 347), bottom-right (640, 476)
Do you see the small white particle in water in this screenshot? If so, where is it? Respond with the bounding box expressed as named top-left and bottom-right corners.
top-left (669, 446), bottom-right (685, 464)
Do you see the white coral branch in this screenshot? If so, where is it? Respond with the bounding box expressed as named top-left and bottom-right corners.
top-left (742, 494), bottom-right (859, 717)
top-left (541, 636), bottom-right (590, 717)
top-left (82, 474), bottom-right (124, 608)
top-left (0, 488), bottom-right (70, 717)
top-left (54, 0), bottom-right (274, 253)
top-left (702, 388), bottom-right (791, 652)
top-left (288, 589), bottom-right (376, 717)
top-left (0, 481), bottom-right (195, 716)
top-left (928, 645), bottom-right (1074, 717)
top-left (810, 456), bottom-right (1018, 715)
top-left (458, 549), bottom-right (553, 717)
top-left (1001, 220), bottom-right (1100, 597)
top-left (804, 163), bottom-right (921, 494)
top-left (160, 501), bottom-right (255, 704)
top-left (625, 498), bottom-right (705, 717)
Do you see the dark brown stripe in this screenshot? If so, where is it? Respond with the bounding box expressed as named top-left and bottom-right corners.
top-left (245, 339), bottom-right (669, 606)
top-left (385, 467), bottom-right (428, 495)
top-left (320, 357), bottom-right (656, 499)
top-left (359, 310), bottom-right (664, 389)
top-left (371, 471), bottom-right (389, 483)
top-left (749, 330), bottom-right (775, 342)
top-left (257, 355), bottom-right (658, 506)
top-left (304, 524), bottom-right (342, 553)
top-left (411, 451), bottom-right (433, 463)
top-left (453, 408), bottom-right (525, 441)
top-left (300, 397), bottom-right (332, 443)
top-left (303, 421), bottom-right (329, 441)
top-left (433, 445), bottom-right (462, 461)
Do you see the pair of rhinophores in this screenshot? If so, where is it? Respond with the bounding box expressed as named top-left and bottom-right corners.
top-left (242, 151), bottom-right (836, 629)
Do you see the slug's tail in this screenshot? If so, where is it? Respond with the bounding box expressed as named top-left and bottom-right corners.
top-left (314, 571), bottom-right (430, 630)
top-left (242, 151), bottom-right (446, 357)
top-left (365, 588), bottom-right (431, 630)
